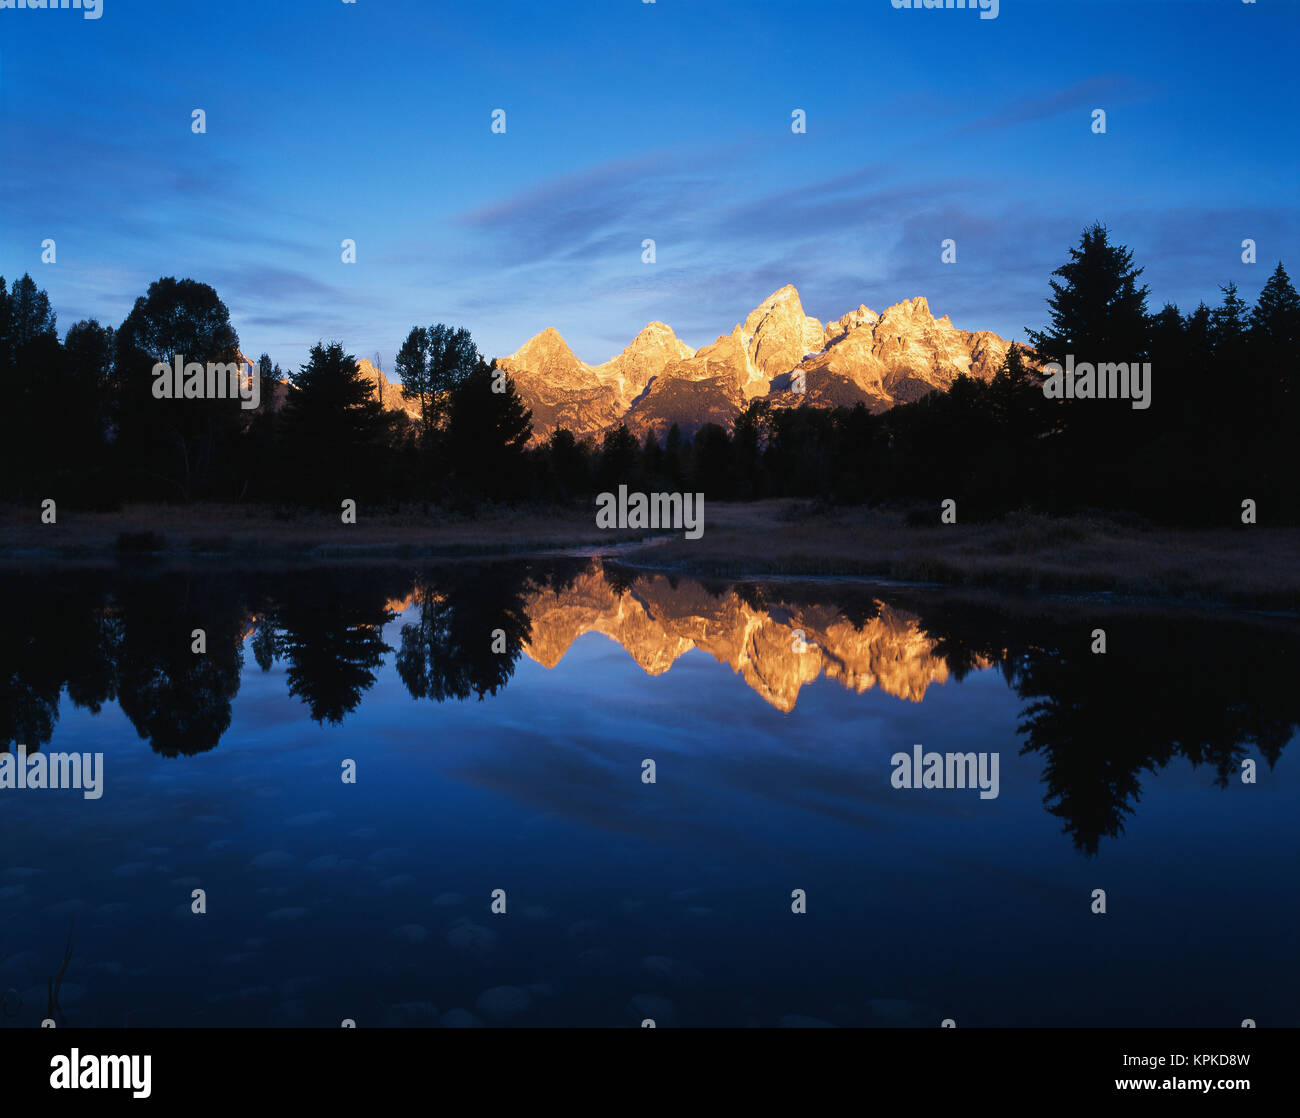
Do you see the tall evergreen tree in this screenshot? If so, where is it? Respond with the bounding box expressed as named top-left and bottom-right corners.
top-left (1025, 226), bottom-right (1151, 507)
top-left (1210, 280), bottom-right (1250, 362)
top-left (1247, 264), bottom-right (1300, 516)
top-left (279, 342), bottom-right (386, 506)
top-left (444, 362), bottom-right (534, 501)
top-left (1206, 280), bottom-right (1257, 457)
top-left (1249, 263), bottom-right (1300, 409)
top-left (1251, 264), bottom-right (1300, 342)
top-left (598, 423), bottom-right (639, 491)
top-left (664, 423), bottom-right (686, 487)
top-left (691, 423), bottom-right (733, 498)
top-left (1026, 224), bottom-right (1151, 364)
top-left (256, 353), bottom-right (275, 399)
top-left (641, 429), bottom-right (666, 487)
top-left (545, 428), bottom-right (591, 497)
top-left (5, 273), bottom-right (57, 350)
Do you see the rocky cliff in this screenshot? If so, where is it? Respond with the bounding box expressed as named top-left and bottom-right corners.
top-left (498, 286), bottom-right (1014, 444)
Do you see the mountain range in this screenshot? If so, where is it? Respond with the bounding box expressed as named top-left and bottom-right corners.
top-left (257, 286), bottom-right (1017, 444)
top-left (496, 285), bottom-right (1015, 444)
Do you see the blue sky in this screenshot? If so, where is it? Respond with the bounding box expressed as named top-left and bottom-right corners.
top-left (1, 0), bottom-right (1296, 373)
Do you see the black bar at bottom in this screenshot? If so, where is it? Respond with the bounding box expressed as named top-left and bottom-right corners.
top-left (1, 1027), bottom-right (1291, 1105)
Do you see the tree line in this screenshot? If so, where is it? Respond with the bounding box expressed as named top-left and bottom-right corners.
top-left (2, 224), bottom-right (1295, 523)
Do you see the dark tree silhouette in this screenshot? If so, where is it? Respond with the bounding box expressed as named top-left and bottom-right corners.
top-left (445, 362), bottom-right (534, 500)
top-left (396, 567), bottom-right (532, 702)
top-left (1024, 225), bottom-right (1152, 508)
top-left (597, 423), bottom-right (639, 491)
top-left (114, 277), bottom-right (242, 501)
top-left (543, 428), bottom-right (592, 497)
top-left (278, 342), bottom-right (386, 507)
top-left (0, 274), bottom-right (62, 503)
top-left (277, 576), bottom-right (394, 724)
top-left (398, 323), bottom-right (479, 447)
top-left (114, 574), bottom-right (244, 756)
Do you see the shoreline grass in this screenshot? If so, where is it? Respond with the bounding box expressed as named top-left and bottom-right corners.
top-left (2, 500), bottom-right (1296, 611)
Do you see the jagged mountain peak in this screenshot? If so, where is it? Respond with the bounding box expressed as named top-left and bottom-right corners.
top-left (879, 295), bottom-right (933, 323)
top-left (631, 320), bottom-right (681, 341)
top-left (743, 284), bottom-right (814, 328)
top-left (376, 288), bottom-right (1013, 445)
top-left (756, 283), bottom-right (803, 307)
top-left (729, 285), bottom-right (829, 395)
top-left (616, 320), bottom-right (695, 362)
top-left (509, 326), bottom-right (580, 364)
top-left (593, 321), bottom-right (696, 410)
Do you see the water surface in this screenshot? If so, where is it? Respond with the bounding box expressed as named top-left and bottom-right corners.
top-left (1, 560), bottom-right (1295, 1027)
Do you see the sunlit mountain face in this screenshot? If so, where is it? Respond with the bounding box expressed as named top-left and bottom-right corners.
top-left (495, 287), bottom-right (1016, 445)
top-left (248, 288), bottom-right (1019, 447)
top-left (245, 288), bottom-right (1013, 449)
top-left (1, 560), bottom-right (1296, 1027)
top-left (518, 565), bottom-right (978, 711)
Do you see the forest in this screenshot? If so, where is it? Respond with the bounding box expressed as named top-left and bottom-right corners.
top-left (2, 225), bottom-right (1295, 526)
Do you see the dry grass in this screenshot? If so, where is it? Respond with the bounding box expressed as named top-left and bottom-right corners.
top-left (645, 501), bottom-right (1300, 610)
top-left (2, 499), bottom-right (1296, 609)
top-left (0, 501), bottom-right (647, 561)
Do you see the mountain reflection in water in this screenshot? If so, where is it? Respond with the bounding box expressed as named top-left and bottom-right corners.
top-left (3, 559), bottom-right (1295, 858)
top-left (1, 558), bottom-right (1296, 1027)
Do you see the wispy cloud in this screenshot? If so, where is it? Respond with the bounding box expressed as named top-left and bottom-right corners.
top-left (950, 74), bottom-right (1146, 138)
